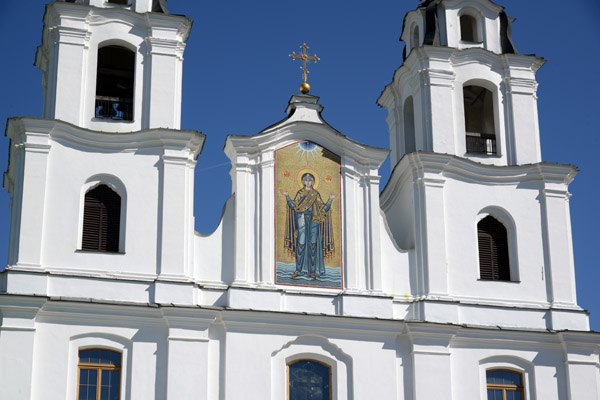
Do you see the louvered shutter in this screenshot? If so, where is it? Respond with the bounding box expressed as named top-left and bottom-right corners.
top-left (82, 185), bottom-right (121, 252)
top-left (477, 216), bottom-right (510, 281)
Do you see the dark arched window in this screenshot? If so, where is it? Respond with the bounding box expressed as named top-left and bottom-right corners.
top-left (95, 45), bottom-right (135, 121)
top-left (78, 348), bottom-right (121, 400)
top-left (464, 85), bottom-right (496, 155)
top-left (82, 184), bottom-right (121, 252)
top-left (478, 216), bottom-right (510, 281)
top-left (411, 25), bottom-right (420, 49)
top-left (288, 360), bottom-right (331, 400)
top-left (460, 14), bottom-right (477, 42)
top-left (487, 369), bottom-right (524, 399)
top-left (403, 96), bottom-right (416, 154)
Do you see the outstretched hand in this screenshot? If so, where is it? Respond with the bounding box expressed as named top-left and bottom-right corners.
top-left (280, 189), bottom-right (288, 196)
top-left (329, 193), bottom-right (337, 200)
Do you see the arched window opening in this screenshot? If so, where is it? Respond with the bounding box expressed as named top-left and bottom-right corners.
top-left (288, 360), bottom-right (331, 400)
top-left (464, 85), bottom-right (496, 155)
top-left (478, 216), bottom-right (510, 281)
top-left (486, 369), bottom-right (524, 399)
top-left (460, 14), bottom-right (478, 42)
top-left (403, 96), bottom-right (416, 155)
top-left (82, 184), bottom-right (121, 252)
top-left (95, 46), bottom-right (134, 121)
top-left (411, 25), bottom-right (420, 50)
top-left (78, 348), bottom-right (121, 400)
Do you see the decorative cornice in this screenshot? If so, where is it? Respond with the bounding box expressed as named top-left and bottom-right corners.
top-left (6, 117), bottom-right (204, 157)
top-left (45, 2), bottom-right (192, 40)
top-left (378, 47), bottom-right (544, 109)
top-left (419, 68), bottom-right (456, 88)
top-left (49, 26), bottom-right (91, 48)
top-left (502, 77), bottom-right (539, 97)
top-left (145, 37), bottom-right (186, 59)
top-left (225, 123), bottom-right (389, 172)
top-left (442, 0), bottom-right (504, 15)
top-left (381, 152), bottom-right (578, 211)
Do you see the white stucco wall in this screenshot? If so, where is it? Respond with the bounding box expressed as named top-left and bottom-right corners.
top-left (1, 297), bottom-right (598, 400)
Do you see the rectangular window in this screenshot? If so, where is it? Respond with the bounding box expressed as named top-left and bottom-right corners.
top-left (78, 349), bottom-right (121, 400)
top-left (288, 360), bottom-right (331, 400)
top-left (81, 184), bottom-right (121, 253)
top-left (95, 46), bottom-right (135, 121)
top-left (486, 369), bottom-right (524, 400)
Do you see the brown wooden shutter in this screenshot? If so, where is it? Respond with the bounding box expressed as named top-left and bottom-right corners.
top-left (477, 216), bottom-right (510, 281)
top-left (82, 185), bottom-right (121, 252)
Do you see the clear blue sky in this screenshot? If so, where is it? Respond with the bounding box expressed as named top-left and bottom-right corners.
top-left (1, 1), bottom-right (599, 329)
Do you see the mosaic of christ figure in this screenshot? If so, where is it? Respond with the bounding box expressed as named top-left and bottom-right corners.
top-left (275, 141), bottom-right (342, 289)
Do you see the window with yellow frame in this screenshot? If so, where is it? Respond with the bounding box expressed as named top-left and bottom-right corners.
top-left (486, 369), bottom-right (524, 400)
top-left (77, 348), bottom-right (121, 400)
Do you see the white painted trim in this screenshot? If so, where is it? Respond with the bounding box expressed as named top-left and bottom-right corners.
top-left (67, 333), bottom-right (132, 400)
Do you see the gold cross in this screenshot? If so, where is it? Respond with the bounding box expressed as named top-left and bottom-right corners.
top-left (289, 43), bottom-right (320, 94)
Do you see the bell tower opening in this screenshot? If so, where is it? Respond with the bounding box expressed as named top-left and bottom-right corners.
top-left (95, 45), bottom-right (135, 121)
top-left (411, 25), bottom-right (420, 50)
top-left (403, 96), bottom-right (416, 154)
top-left (464, 85), bottom-right (496, 155)
top-left (460, 14), bottom-right (478, 43)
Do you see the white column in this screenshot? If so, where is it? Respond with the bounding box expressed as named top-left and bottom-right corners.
top-left (47, 22), bottom-right (90, 125)
top-left (145, 38), bottom-right (185, 130)
top-left (420, 64), bottom-right (456, 155)
top-left (541, 187), bottom-right (577, 306)
top-left (232, 160), bottom-right (257, 284)
top-left (561, 333), bottom-right (600, 400)
top-left (0, 297), bottom-right (45, 400)
top-left (130, 341), bottom-right (162, 399)
top-left (259, 156), bottom-right (275, 284)
top-left (408, 324), bottom-right (457, 399)
top-left (9, 128), bottom-right (51, 269)
top-left (502, 67), bottom-right (543, 165)
top-left (341, 164), bottom-right (364, 290)
top-left (163, 310), bottom-right (216, 400)
top-left (414, 172), bottom-right (449, 297)
top-left (157, 149), bottom-right (194, 281)
top-left (367, 171), bottom-right (383, 291)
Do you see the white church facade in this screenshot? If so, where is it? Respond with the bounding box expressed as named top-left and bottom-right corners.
top-left (1, 0), bottom-right (599, 399)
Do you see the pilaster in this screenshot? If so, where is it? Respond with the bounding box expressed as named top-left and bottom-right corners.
top-left (157, 148), bottom-right (196, 281)
top-left (0, 296), bottom-right (46, 400)
top-left (501, 56), bottom-right (543, 165)
top-left (163, 309), bottom-right (217, 400)
top-left (367, 172), bottom-right (383, 291)
top-left (259, 155), bottom-right (276, 284)
top-left (419, 65), bottom-right (456, 155)
top-left (41, 6), bottom-right (91, 125)
top-left (408, 324), bottom-right (458, 399)
top-left (341, 164), bottom-right (365, 290)
top-left (145, 38), bottom-right (186, 130)
top-left (540, 184), bottom-right (577, 307)
top-left (413, 169), bottom-right (448, 297)
top-left (231, 159), bottom-right (257, 284)
top-left (6, 121), bottom-right (52, 269)
top-left (560, 332), bottom-right (600, 400)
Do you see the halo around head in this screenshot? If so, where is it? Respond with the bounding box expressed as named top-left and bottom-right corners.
top-left (296, 168), bottom-right (320, 189)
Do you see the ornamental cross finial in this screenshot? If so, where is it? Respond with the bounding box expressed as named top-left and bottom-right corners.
top-left (289, 43), bottom-right (320, 94)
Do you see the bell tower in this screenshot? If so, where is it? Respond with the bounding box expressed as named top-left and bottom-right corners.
top-left (4, 0), bottom-right (204, 296)
top-left (35, 0), bottom-right (190, 132)
top-left (378, 0), bottom-right (544, 167)
top-left (379, 0), bottom-right (588, 331)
